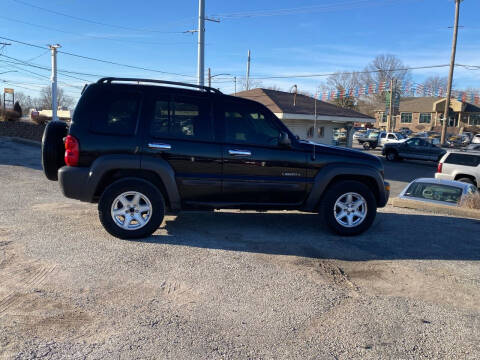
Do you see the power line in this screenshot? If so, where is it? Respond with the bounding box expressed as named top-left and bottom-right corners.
top-left (212, 0), bottom-right (411, 18)
top-left (57, 50), bottom-right (196, 78)
top-left (0, 35), bottom-right (197, 78)
top-left (0, 15), bottom-right (194, 46)
top-left (10, 0), bottom-right (187, 34)
top-left (247, 64), bottom-right (452, 80)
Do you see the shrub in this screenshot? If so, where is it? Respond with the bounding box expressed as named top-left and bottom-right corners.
top-left (13, 101), bottom-right (22, 117)
top-left (460, 192), bottom-right (480, 210)
top-left (0, 108), bottom-right (21, 121)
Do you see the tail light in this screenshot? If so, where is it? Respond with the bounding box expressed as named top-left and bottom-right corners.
top-left (64, 135), bottom-right (79, 166)
top-left (437, 162), bottom-right (443, 173)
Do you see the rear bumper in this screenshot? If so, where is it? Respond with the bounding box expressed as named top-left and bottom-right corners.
top-left (434, 173), bottom-right (454, 181)
top-left (58, 166), bottom-right (92, 202)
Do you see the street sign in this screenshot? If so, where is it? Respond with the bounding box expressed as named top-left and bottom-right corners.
top-left (4, 88), bottom-right (14, 94)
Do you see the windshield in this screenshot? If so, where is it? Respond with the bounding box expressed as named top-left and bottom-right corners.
top-left (404, 182), bottom-right (463, 204)
top-left (368, 132), bottom-right (379, 139)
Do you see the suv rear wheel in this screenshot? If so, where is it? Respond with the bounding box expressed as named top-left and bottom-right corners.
top-left (385, 149), bottom-right (398, 161)
top-left (320, 180), bottom-right (377, 236)
top-left (98, 178), bottom-right (165, 239)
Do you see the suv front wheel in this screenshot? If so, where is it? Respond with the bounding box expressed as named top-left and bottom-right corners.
top-left (98, 178), bottom-right (165, 239)
top-left (320, 180), bottom-right (377, 236)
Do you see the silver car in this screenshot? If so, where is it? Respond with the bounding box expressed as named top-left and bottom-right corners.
top-left (398, 178), bottom-right (477, 206)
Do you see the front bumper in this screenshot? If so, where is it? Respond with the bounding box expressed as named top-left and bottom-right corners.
top-left (58, 166), bottom-right (92, 202)
top-left (382, 181), bottom-right (390, 207)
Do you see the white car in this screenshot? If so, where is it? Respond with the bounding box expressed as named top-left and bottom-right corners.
top-left (399, 178), bottom-right (477, 206)
top-left (435, 151), bottom-right (480, 188)
top-left (472, 134), bottom-right (480, 144)
top-left (378, 132), bottom-right (406, 147)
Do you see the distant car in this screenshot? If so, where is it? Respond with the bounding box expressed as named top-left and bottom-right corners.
top-left (447, 134), bottom-right (470, 147)
top-left (472, 134), bottom-right (480, 144)
top-left (357, 129), bottom-right (378, 144)
top-left (466, 143), bottom-right (480, 151)
top-left (436, 150), bottom-right (480, 187)
top-left (398, 178), bottom-right (477, 206)
top-left (399, 128), bottom-right (412, 137)
top-left (382, 137), bottom-right (446, 162)
top-left (353, 130), bottom-right (366, 141)
top-left (378, 132), bottom-right (406, 147)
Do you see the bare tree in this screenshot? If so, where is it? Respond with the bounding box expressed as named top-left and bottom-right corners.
top-left (265, 84), bottom-right (283, 91)
top-left (39, 86), bottom-right (74, 110)
top-left (322, 71), bottom-right (361, 109)
top-left (238, 78), bottom-right (264, 91)
top-left (14, 92), bottom-right (39, 112)
top-left (423, 75), bottom-right (448, 93)
top-left (360, 54), bottom-right (411, 109)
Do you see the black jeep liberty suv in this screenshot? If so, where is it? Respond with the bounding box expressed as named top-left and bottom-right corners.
top-left (42, 78), bottom-right (389, 239)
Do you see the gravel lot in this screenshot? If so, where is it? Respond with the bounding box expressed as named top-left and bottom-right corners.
top-left (1, 137), bottom-right (479, 359)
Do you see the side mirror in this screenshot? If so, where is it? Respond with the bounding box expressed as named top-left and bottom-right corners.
top-left (278, 132), bottom-right (292, 147)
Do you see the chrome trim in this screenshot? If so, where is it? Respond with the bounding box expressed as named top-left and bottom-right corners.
top-left (148, 143), bottom-right (171, 150)
top-left (228, 149), bottom-right (252, 157)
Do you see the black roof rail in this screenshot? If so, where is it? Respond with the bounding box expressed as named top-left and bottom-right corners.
top-left (97, 77), bottom-right (222, 94)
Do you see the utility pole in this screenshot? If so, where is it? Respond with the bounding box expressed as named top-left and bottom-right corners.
top-left (246, 50), bottom-right (251, 90)
top-left (387, 78), bottom-right (396, 132)
top-left (441, 0), bottom-right (462, 145)
top-left (208, 67), bottom-right (211, 88)
top-left (49, 44), bottom-right (61, 122)
top-left (234, 76), bottom-right (237, 95)
top-left (197, 0), bottom-right (205, 87)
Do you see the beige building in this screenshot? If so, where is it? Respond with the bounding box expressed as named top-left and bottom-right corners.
top-left (374, 97), bottom-right (480, 132)
top-left (235, 88), bottom-right (374, 147)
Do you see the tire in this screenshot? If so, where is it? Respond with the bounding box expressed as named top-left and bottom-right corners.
top-left (41, 121), bottom-right (68, 181)
top-left (385, 150), bottom-right (398, 161)
top-left (320, 180), bottom-right (377, 236)
top-left (363, 142), bottom-right (371, 150)
top-left (457, 177), bottom-right (476, 186)
top-left (98, 178), bottom-right (165, 239)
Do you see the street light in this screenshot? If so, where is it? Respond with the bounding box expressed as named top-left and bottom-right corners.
top-left (207, 70), bottom-right (237, 94)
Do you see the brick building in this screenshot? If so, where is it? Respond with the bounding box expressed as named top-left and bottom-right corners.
top-left (374, 97), bottom-right (480, 132)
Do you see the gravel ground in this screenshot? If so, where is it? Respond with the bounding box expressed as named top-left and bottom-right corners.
top-left (1, 137), bottom-right (479, 359)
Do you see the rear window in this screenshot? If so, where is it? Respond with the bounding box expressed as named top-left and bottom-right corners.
top-left (404, 182), bottom-right (463, 204)
top-left (444, 153), bottom-right (480, 167)
top-left (76, 86), bottom-right (141, 136)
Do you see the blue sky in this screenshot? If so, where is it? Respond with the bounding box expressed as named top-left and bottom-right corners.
top-left (0, 0), bottom-right (479, 102)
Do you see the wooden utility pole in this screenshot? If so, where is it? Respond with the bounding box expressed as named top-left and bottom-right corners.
top-left (208, 67), bottom-right (211, 87)
top-left (441, 0), bottom-right (462, 145)
top-left (246, 50), bottom-right (251, 90)
top-left (387, 78), bottom-right (395, 132)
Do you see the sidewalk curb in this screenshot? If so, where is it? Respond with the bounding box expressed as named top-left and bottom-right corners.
top-left (389, 197), bottom-right (480, 220)
top-left (7, 136), bottom-right (41, 147)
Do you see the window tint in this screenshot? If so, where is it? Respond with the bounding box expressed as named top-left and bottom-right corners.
top-left (445, 153), bottom-right (480, 167)
top-left (387, 134), bottom-right (395, 139)
top-left (224, 106), bottom-right (281, 146)
top-left (404, 182), bottom-right (463, 204)
top-left (380, 133), bottom-right (386, 138)
top-left (150, 96), bottom-right (212, 140)
top-left (406, 138), bottom-right (421, 146)
top-left (89, 90), bottom-right (140, 136)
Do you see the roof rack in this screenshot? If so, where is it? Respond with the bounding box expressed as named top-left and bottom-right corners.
top-left (97, 77), bottom-right (222, 94)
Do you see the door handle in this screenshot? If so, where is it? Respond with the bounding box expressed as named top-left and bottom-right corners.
top-left (148, 143), bottom-right (171, 151)
top-left (228, 149), bottom-right (251, 157)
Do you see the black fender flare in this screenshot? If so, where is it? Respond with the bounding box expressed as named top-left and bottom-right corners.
top-left (304, 163), bottom-right (388, 210)
top-left (83, 154), bottom-right (181, 210)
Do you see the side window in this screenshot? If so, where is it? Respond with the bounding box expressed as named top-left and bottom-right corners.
top-left (406, 138), bottom-right (420, 146)
top-left (150, 96), bottom-right (212, 140)
top-left (387, 134), bottom-right (395, 139)
top-left (224, 106), bottom-right (281, 146)
top-left (380, 133), bottom-right (387, 139)
top-left (444, 153), bottom-right (480, 167)
top-left (89, 90), bottom-right (140, 136)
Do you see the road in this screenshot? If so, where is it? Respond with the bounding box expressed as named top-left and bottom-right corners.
top-left (1, 137), bottom-right (479, 359)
